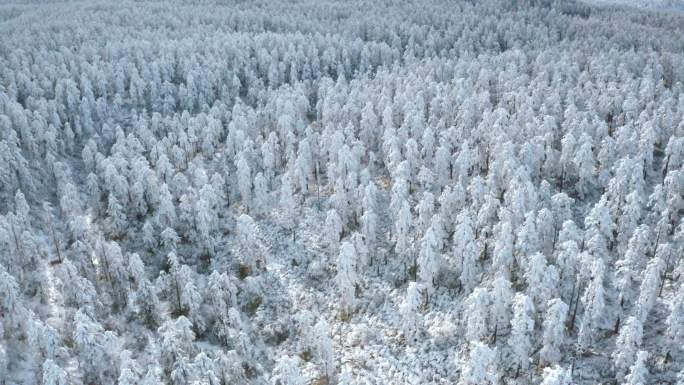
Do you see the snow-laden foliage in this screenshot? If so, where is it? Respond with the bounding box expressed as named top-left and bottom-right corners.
top-left (0, 0), bottom-right (683, 384)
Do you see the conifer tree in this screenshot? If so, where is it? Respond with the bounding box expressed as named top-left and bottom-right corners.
top-left (540, 366), bottom-right (572, 385)
top-left (509, 293), bottom-right (535, 375)
top-left (490, 274), bottom-right (513, 342)
top-left (666, 285), bottom-right (684, 358)
top-left (271, 355), bottom-right (303, 385)
top-left (624, 351), bottom-right (649, 385)
top-left (540, 299), bottom-right (568, 366)
top-left (457, 341), bottom-right (497, 385)
top-left (336, 241), bottom-right (358, 318)
top-left (418, 226), bottom-right (440, 300)
top-left (578, 258), bottom-right (607, 352)
top-left (400, 282), bottom-right (423, 344)
top-left (464, 287), bottom-right (490, 343)
top-left (42, 359), bottom-right (68, 385)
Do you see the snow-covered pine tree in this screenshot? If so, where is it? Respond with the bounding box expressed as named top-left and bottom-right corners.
top-left (400, 281), bottom-right (423, 344)
top-left (540, 365), bottom-right (572, 385)
top-left (73, 310), bottom-right (109, 384)
top-left (42, 359), bottom-right (68, 385)
top-left (509, 293), bottom-right (535, 376)
top-left (280, 172), bottom-right (298, 240)
top-left (253, 172), bottom-right (270, 216)
top-left (336, 241), bottom-right (358, 318)
top-left (490, 273), bottom-right (513, 342)
top-left (395, 198), bottom-right (412, 267)
top-left (574, 133), bottom-right (595, 199)
top-left (666, 284), bottom-right (684, 359)
top-left (492, 220), bottom-right (514, 278)
top-left (236, 150), bottom-right (252, 207)
top-left (236, 214), bottom-right (264, 274)
top-left (271, 355), bottom-right (303, 385)
top-left (613, 316), bottom-right (644, 380)
top-left (325, 208), bottom-right (343, 256)
top-left (457, 341), bottom-right (497, 385)
top-left (540, 298), bottom-right (568, 366)
top-left (313, 319), bottom-right (335, 384)
top-left (418, 225), bottom-right (440, 301)
top-left (453, 211), bottom-right (480, 293)
top-left (623, 350), bottom-right (649, 385)
top-left (577, 257), bottom-right (607, 352)
top-left (118, 350), bottom-right (143, 385)
top-left (635, 257), bottom-right (664, 323)
top-left (130, 276), bottom-right (162, 328)
top-left (464, 287), bottom-right (490, 343)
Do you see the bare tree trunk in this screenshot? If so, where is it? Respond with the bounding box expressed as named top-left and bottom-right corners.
top-left (9, 221), bottom-right (25, 263)
top-left (46, 215), bottom-right (63, 263)
top-left (569, 286), bottom-right (581, 332)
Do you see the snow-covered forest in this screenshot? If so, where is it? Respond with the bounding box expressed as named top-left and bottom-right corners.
top-left (584, 0), bottom-right (684, 11)
top-left (0, 0), bottom-right (683, 384)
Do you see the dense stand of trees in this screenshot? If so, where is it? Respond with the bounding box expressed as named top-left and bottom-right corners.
top-left (0, 0), bottom-right (683, 384)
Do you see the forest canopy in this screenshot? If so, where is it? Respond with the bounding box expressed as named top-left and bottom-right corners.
top-left (0, 0), bottom-right (683, 384)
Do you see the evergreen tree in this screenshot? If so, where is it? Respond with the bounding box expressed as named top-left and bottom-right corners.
top-left (42, 359), bottom-right (68, 385)
top-left (118, 350), bottom-right (143, 385)
top-left (336, 241), bottom-right (358, 318)
top-left (623, 350), bottom-right (649, 385)
top-left (540, 299), bottom-right (568, 366)
top-left (325, 209), bottom-right (343, 256)
top-left (508, 293), bottom-right (535, 375)
top-left (457, 341), bottom-right (497, 385)
top-left (418, 226), bottom-right (440, 300)
top-left (454, 211), bottom-right (480, 294)
top-left (271, 355), bottom-right (303, 385)
top-left (400, 282), bottom-right (423, 344)
top-left (313, 319), bottom-right (335, 384)
top-left (577, 258), bottom-right (607, 352)
top-left (236, 151), bottom-right (252, 207)
top-left (236, 214), bottom-right (264, 273)
top-left (492, 220), bottom-right (514, 278)
top-left (280, 173), bottom-right (298, 240)
top-left (464, 287), bottom-right (490, 343)
top-left (540, 366), bottom-right (572, 385)
top-left (253, 172), bottom-right (270, 216)
top-left (73, 310), bottom-right (109, 384)
top-left (666, 285), bottom-right (684, 358)
top-left (395, 199), bottom-right (412, 263)
top-left (490, 274), bottom-right (513, 341)
top-left (635, 257), bottom-right (664, 323)
top-left (613, 316), bottom-right (644, 380)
